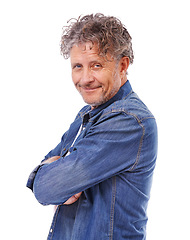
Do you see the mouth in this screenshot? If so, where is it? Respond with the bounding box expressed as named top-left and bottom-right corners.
top-left (80, 86), bottom-right (101, 93)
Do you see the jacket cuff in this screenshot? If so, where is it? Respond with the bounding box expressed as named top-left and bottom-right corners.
top-left (26, 164), bottom-right (43, 191)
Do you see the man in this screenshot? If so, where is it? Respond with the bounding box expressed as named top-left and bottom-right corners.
top-left (27, 14), bottom-right (158, 240)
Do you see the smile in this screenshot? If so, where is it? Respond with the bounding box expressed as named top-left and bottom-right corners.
top-left (81, 86), bottom-right (101, 93)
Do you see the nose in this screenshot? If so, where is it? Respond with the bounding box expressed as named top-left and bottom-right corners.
top-left (80, 68), bottom-right (95, 86)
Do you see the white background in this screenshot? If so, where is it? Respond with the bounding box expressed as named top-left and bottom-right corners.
top-left (0, 0), bottom-right (189, 239)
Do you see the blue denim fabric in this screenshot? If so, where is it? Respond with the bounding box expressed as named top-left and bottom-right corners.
top-left (27, 81), bottom-right (158, 240)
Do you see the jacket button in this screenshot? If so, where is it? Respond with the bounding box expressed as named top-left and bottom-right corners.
top-left (50, 229), bottom-right (53, 233)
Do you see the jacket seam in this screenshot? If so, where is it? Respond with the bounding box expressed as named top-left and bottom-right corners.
top-left (130, 117), bottom-right (144, 171)
top-left (99, 109), bottom-right (146, 170)
top-left (124, 111), bottom-right (145, 171)
top-left (109, 176), bottom-right (116, 240)
top-left (122, 89), bottom-right (133, 100)
top-left (48, 206), bottom-right (60, 240)
top-left (100, 108), bottom-right (154, 121)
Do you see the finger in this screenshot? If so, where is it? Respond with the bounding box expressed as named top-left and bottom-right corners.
top-left (64, 192), bottom-right (82, 205)
top-left (74, 192), bottom-right (82, 199)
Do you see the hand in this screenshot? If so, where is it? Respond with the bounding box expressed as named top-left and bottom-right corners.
top-left (42, 155), bottom-right (60, 164)
top-left (54, 192), bottom-right (82, 212)
top-left (64, 192), bottom-right (82, 205)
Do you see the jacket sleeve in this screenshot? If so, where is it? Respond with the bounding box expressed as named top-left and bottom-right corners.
top-left (32, 111), bottom-right (157, 206)
top-left (26, 131), bottom-right (67, 191)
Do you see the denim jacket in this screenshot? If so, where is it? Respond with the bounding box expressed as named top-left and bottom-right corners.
top-left (27, 81), bottom-right (158, 240)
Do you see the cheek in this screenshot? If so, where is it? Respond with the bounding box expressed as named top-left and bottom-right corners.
top-left (105, 72), bottom-right (118, 89)
top-left (97, 70), bottom-right (113, 86)
top-left (106, 73), bottom-right (121, 95)
top-left (72, 72), bottom-right (79, 86)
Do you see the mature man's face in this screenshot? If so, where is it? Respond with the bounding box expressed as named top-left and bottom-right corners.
top-left (70, 42), bottom-right (128, 108)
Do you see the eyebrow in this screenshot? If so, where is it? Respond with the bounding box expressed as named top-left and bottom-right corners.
top-left (71, 60), bottom-right (104, 67)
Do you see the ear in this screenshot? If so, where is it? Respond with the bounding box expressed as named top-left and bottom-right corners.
top-left (119, 57), bottom-right (130, 78)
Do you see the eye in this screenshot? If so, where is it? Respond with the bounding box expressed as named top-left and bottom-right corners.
top-left (92, 63), bottom-right (102, 69)
top-left (95, 64), bottom-right (101, 68)
top-left (73, 64), bottom-right (82, 69)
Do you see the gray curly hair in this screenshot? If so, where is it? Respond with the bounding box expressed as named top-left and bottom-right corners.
top-left (60, 13), bottom-right (134, 64)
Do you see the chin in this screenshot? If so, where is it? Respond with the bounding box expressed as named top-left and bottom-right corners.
top-left (82, 93), bottom-right (109, 107)
top-left (84, 99), bottom-right (106, 108)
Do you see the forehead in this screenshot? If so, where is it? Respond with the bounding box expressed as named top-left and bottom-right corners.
top-left (70, 42), bottom-right (113, 63)
top-left (70, 42), bottom-right (100, 59)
